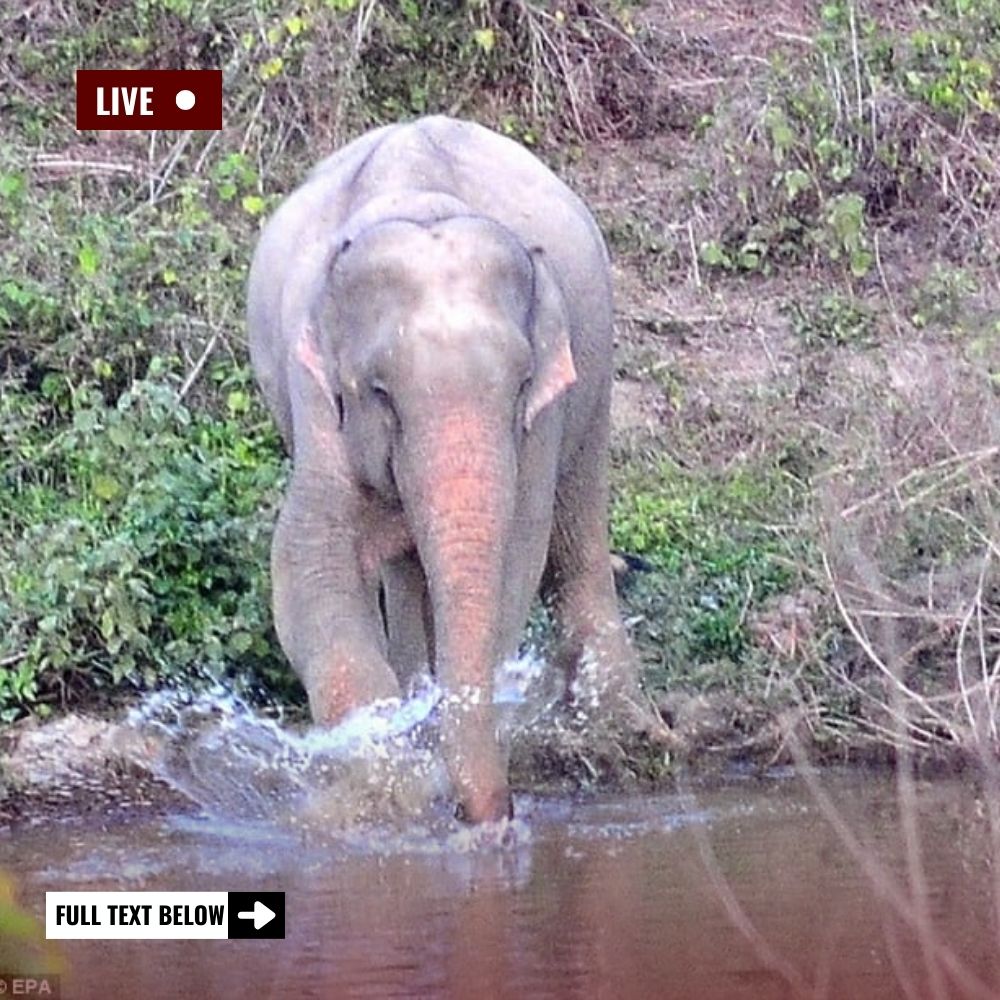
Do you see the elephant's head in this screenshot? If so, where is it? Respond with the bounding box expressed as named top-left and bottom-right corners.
top-left (307, 214), bottom-right (576, 822)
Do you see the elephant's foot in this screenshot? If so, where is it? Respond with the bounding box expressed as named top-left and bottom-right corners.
top-left (600, 687), bottom-right (682, 750)
top-left (570, 673), bottom-right (681, 750)
top-left (454, 786), bottom-right (514, 824)
top-left (562, 642), bottom-right (683, 751)
top-left (441, 698), bottom-right (513, 823)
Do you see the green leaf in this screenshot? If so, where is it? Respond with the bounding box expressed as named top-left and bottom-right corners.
top-left (782, 169), bottom-right (811, 202)
top-left (472, 28), bottom-right (495, 54)
top-left (849, 249), bottom-right (873, 278)
top-left (1, 280), bottom-right (31, 306)
top-left (241, 194), bottom-right (266, 216)
top-left (0, 173), bottom-right (24, 199)
top-left (228, 631), bottom-right (253, 654)
top-left (814, 137), bottom-right (840, 164)
top-left (100, 608), bottom-right (117, 641)
top-left (112, 655), bottom-right (135, 684)
top-left (227, 389), bottom-right (250, 414)
top-left (78, 244), bottom-right (100, 276)
top-left (830, 156), bottom-right (854, 183)
top-left (764, 107), bottom-right (795, 165)
top-left (827, 193), bottom-right (865, 243)
top-left (92, 474), bottom-right (122, 501)
top-left (259, 56), bottom-right (284, 81)
top-left (699, 241), bottom-right (730, 268)
top-left (738, 241), bottom-right (764, 271)
top-left (108, 422), bottom-right (132, 448)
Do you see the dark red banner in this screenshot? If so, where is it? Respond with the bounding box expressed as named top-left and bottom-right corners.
top-left (76, 70), bottom-right (222, 130)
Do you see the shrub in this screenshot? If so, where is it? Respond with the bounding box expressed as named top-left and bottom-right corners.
top-left (0, 364), bottom-right (290, 720)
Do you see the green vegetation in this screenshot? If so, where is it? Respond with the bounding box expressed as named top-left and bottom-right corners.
top-left (0, 368), bottom-right (288, 720)
top-left (785, 293), bottom-right (876, 347)
top-left (610, 460), bottom-right (804, 689)
top-left (909, 265), bottom-right (979, 330)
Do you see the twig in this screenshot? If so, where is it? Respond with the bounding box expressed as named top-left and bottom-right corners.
top-left (786, 735), bottom-right (998, 1000)
top-left (687, 219), bottom-right (701, 291)
top-left (585, 6), bottom-right (656, 70)
top-left (238, 91), bottom-right (266, 160)
top-left (177, 330), bottom-right (220, 402)
top-left (940, 507), bottom-right (1000, 565)
top-left (755, 325), bottom-right (781, 379)
top-left (622, 311), bottom-right (722, 328)
top-left (873, 231), bottom-right (902, 336)
top-left (34, 157), bottom-right (136, 175)
top-left (194, 128), bottom-right (223, 176)
top-left (840, 446), bottom-right (1000, 518)
top-left (151, 131), bottom-right (193, 204)
top-left (353, 0), bottom-right (378, 50)
top-left (826, 663), bottom-right (951, 749)
top-left (148, 131), bottom-right (157, 206)
top-left (3, 68), bottom-right (74, 129)
top-left (847, 0), bottom-right (865, 122)
top-left (772, 31), bottom-right (814, 45)
top-left (679, 774), bottom-right (816, 999)
top-left (823, 552), bottom-right (958, 739)
top-left (891, 663), bottom-right (950, 1000)
top-left (664, 77), bottom-right (727, 91)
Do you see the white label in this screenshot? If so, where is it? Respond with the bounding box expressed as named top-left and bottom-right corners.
top-left (46, 892), bottom-right (228, 940)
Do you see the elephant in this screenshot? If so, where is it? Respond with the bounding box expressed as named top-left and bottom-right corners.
top-left (247, 115), bottom-right (667, 824)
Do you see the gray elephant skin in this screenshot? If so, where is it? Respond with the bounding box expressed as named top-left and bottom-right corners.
top-left (248, 116), bottom-right (662, 823)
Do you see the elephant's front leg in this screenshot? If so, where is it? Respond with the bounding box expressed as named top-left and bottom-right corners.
top-left (545, 420), bottom-right (672, 742)
top-left (271, 467), bottom-right (401, 723)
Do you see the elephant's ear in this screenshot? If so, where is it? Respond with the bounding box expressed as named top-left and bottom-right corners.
top-left (525, 248), bottom-right (577, 431)
top-left (292, 321), bottom-right (344, 428)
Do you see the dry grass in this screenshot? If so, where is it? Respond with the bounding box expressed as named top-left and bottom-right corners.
top-left (807, 335), bottom-right (1000, 758)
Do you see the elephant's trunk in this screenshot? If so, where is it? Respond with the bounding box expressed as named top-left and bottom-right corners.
top-left (398, 405), bottom-right (515, 823)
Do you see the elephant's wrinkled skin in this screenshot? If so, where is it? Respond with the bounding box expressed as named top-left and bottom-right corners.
top-left (248, 116), bottom-right (665, 823)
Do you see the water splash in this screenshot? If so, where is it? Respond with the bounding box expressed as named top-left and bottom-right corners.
top-left (120, 652), bottom-right (558, 842)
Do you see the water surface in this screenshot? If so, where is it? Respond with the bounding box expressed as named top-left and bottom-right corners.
top-left (2, 682), bottom-right (996, 999)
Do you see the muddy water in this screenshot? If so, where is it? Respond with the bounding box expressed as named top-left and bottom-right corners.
top-left (2, 684), bottom-right (998, 999)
